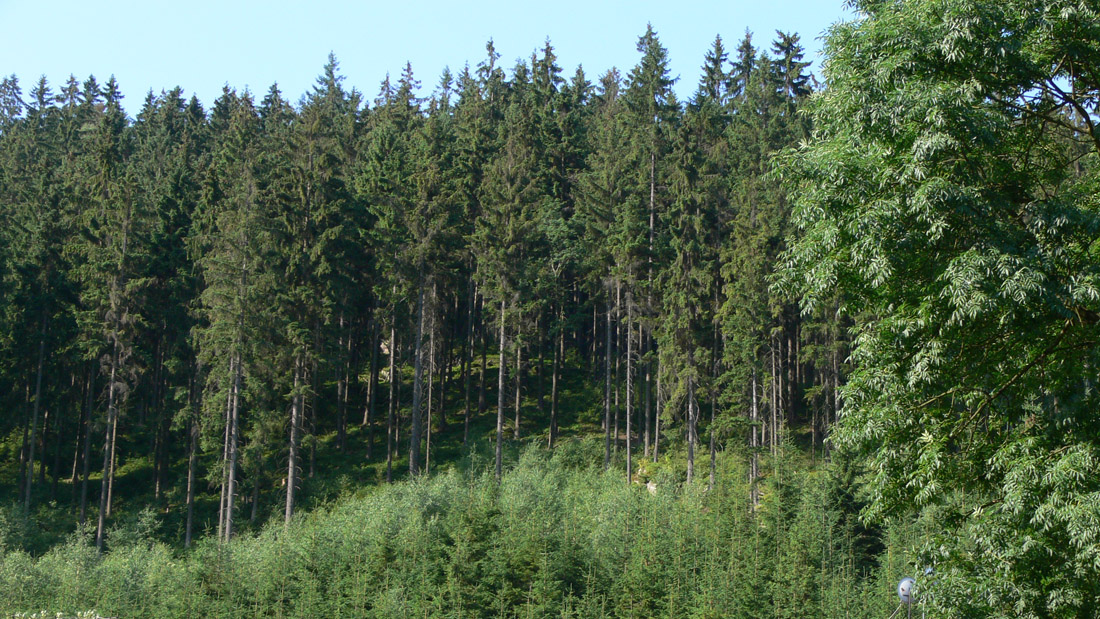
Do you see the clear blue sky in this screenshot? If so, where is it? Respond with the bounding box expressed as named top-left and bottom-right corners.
top-left (1, 0), bottom-right (853, 113)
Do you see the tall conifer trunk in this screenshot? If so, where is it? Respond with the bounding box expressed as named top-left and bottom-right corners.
top-left (224, 354), bottom-right (241, 542)
top-left (184, 364), bottom-right (199, 548)
top-left (686, 365), bottom-right (696, 484)
top-left (96, 332), bottom-right (121, 551)
top-left (751, 366), bottom-right (759, 508)
top-left (626, 297), bottom-right (633, 480)
top-left (365, 319), bottom-right (380, 459)
top-left (496, 299), bottom-right (506, 480)
top-left (604, 293), bottom-right (612, 470)
top-left (409, 278), bottom-right (426, 476)
top-left (24, 314), bottom-right (47, 511)
top-left (513, 329), bottom-right (522, 440)
top-left (643, 329), bottom-right (650, 459)
top-left (463, 280), bottom-right (476, 445)
top-left (79, 364), bottom-right (96, 525)
top-left (653, 365), bottom-right (661, 462)
top-left (386, 324), bottom-right (397, 483)
top-left (285, 356), bottom-right (303, 525)
top-left (548, 307), bottom-right (562, 448)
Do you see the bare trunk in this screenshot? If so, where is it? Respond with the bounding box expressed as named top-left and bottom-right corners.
top-left (463, 281), bottom-right (476, 446)
top-left (625, 298), bottom-right (633, 481)
top-left (709, 320), bottom-right (719, 491)
top-left (71, 368), bottom-right (89, 489)
top-left (771, 336), bottom-right (778, 455)
top-left (24, 316), bottom-right (47, 511)
top-left (337, 314), bottom-right (350, 453)
top-left (537, 318), bottom-right (545, 417)
top-left (365, 319), bottom-right (380, 459)
top-left (106, 410), bottom-right (118, 517)
top-left (224, 354), bottom-right (242, 542)
top-left (604, 295), bottom-right (612, 470)
top-left (96, 334), bottom-right (121, 552)
top-left (614, 283), bottom-right (621, 456)
top-left (653, 363), bottom-right (661, 462)
top-left (513, 331), bottom-right (522, 440)
top-left (495, 299), bottom-right (506, 480)
top-left (386, 324), bottom-right (397, 483)
top-left (478, 295), bottom-right (488, 415)
top-left (285, 356), bottom-right (302, 525)
top-left (644, 328), bottom-right (651, 460)
top-left (79, 364), bottom-right (96, 525)
top-left (409, 279), bottom-right (426, 476)
top-left (308, 322), bottom-right (319, 479)
top-left (751, 366), bottom-right (759, 509)
top-left (425, 325), bottom-right (435, 475)
top-left (184, 365), bottom-right (199, 548)
top-left (217, 370), bottom-right (232, 541)
top-left (548, 308), bottom-right (562, 448)
top-left (686, 371), bottom-right (696, 485)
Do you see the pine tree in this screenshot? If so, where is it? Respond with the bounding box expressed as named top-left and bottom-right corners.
top-left (623, 24), bottom-right (679, 478)
top-left (69, 77), bottom-right (148, 550)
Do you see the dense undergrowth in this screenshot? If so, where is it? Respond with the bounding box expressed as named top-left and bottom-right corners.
top-left (0, 440), bottom-right (908, 618)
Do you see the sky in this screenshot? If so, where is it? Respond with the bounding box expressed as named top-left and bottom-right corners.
top-left (0, 0), bottom-right (854, 114)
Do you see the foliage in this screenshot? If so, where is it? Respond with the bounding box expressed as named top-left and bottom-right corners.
top-left (0, 443), bottom-right (898, 618)
top-left (777, 0), bottom-right (1100, 614)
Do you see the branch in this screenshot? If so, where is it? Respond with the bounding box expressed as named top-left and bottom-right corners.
top-left (950, 319), bottom-right (1073, 441)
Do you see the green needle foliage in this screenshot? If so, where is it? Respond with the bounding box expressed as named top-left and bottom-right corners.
top-left (8, 11), bottom-right (1092, 613)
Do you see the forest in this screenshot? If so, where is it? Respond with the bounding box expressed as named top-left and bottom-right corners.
top-left (1, 0), bottom-right (1098, 616)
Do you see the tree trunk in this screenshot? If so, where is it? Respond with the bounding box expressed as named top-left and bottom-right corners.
top-left (614, 283), bottom-right (621, 456)
top-left (513, 329), bottom-right (522, 440)
top-left (79, 363), bottom-right (96, 525)
top-left (425, 324), bottom-right (435, 475)
top-left (479, 294), bottom-right (488, 415)
top-left (771, 336), bottom-right (778, 455)
top-left (537, 317), bottom-right (546, 417)
top-left (409, 278), bottom-right (426, 477)
top-left (96, 334), bottom-right (121, 552)
top-left (496, 299), bottom-right (506, 480)
top-left (184, 365), bottom-right (199, 548)
top-left (285, 356), bottom-right (303, 525)
top-left (24, 315), bottom-right (47, 511)
top-left (751, 366), bottom-right (759, 509)
top-left (308, 321), bottom-right (320, 480)
top-left (386, 323), bottom-right (397, 483)
top-left (548, 308), bottom-right (562, 448)
top-left (71, 367), bottom-right (89, 491)
top-left (653, 363), bottom-right (661, 462)
top-left (217, 370), bottom-right (232, 541)
top-left (626, 297), bottom-right (633, 481)
top-left (365, 318), bottom-right (380, 459)
top-left (643, 330), bottom-right (651, 460)
top-left (106, 409), bottom-right (118, 517)
top-left (463, 281), bottom-right (476, 446)
top-left (686, 371), bottom-right (696, 485)
top-left (709, 321), bottom-right (718, 491)
top-left (337, 314), bottom-right (350, 453)
top-left (604, 294), bottom-right (612, 470)
top-left (224, 353), bottom-right (242, 542)
top-left (18, 384), bottom-right (29, 503)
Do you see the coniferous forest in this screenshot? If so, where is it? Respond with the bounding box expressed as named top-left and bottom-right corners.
top-left (1, 1), bottom-right (1099, 617)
